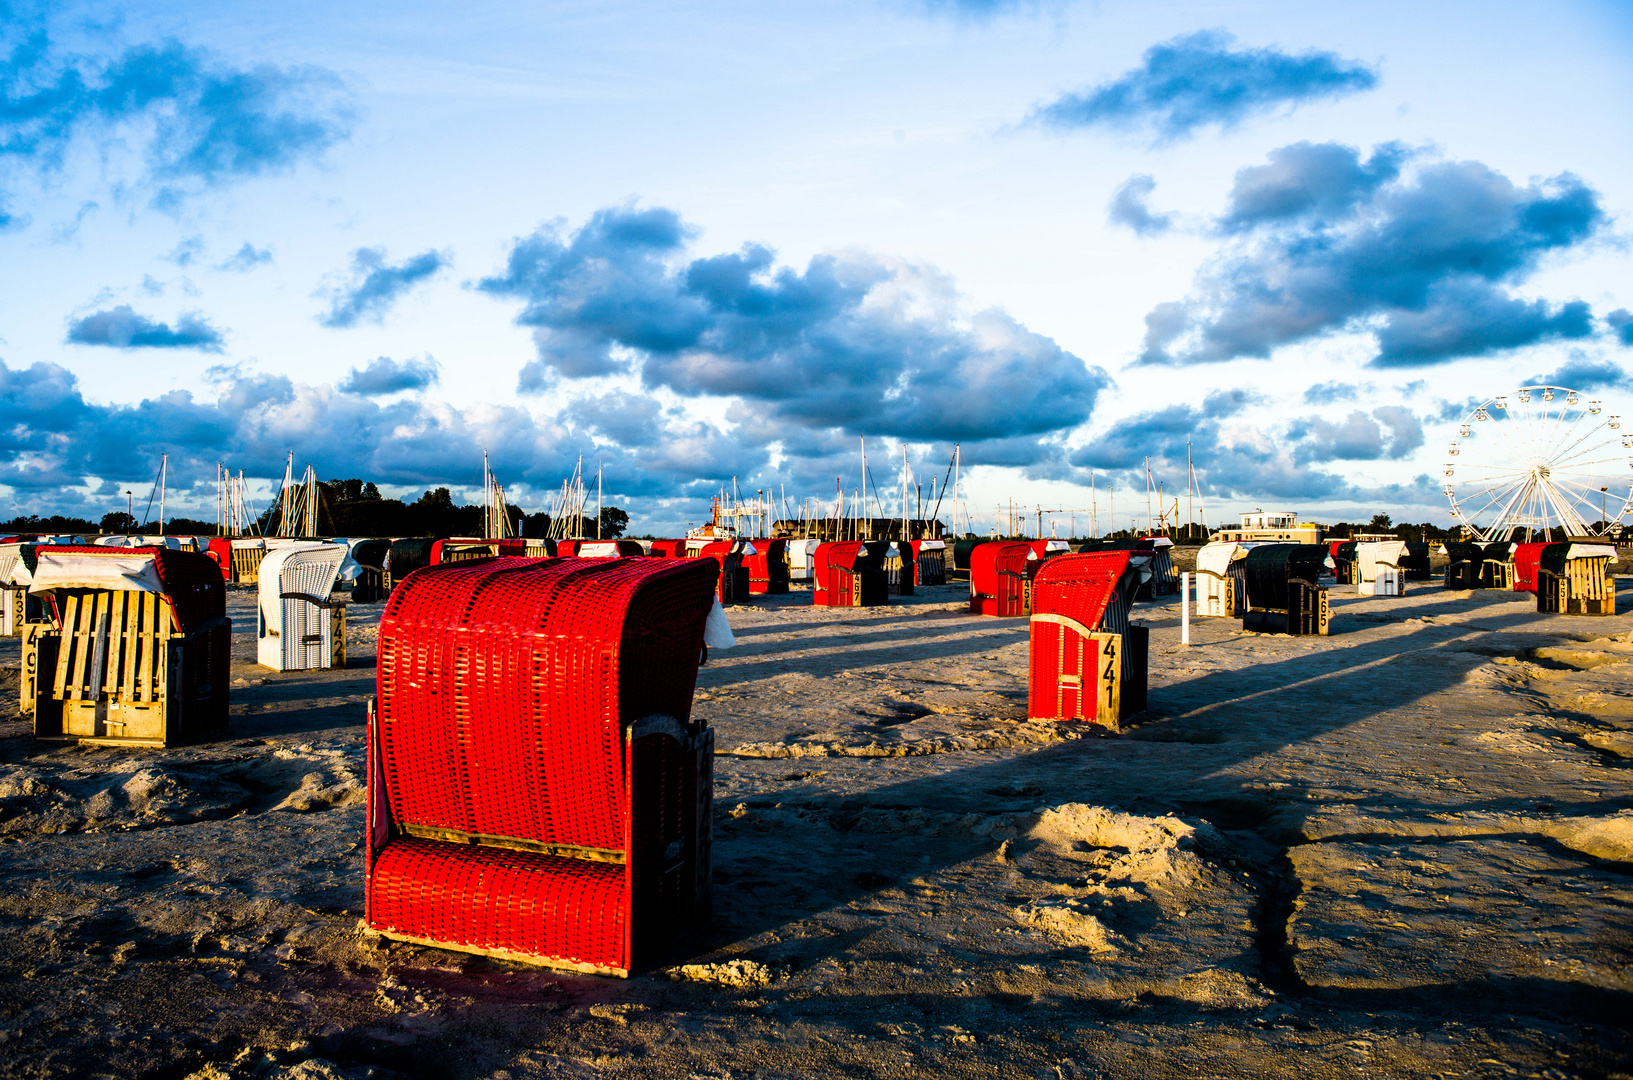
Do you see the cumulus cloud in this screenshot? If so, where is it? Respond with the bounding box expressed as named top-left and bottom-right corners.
top-left (1289, 406), bottom-right (1423, 464)
top-left (1107, 174), bottom-right (1173, 236)
top-left (0, 356), bottom-right (768, 511)
top-left (317, 247), bottom-right (447, 328)
top-left (1302, 381), bottom-right (1359, 404)
top-left (338, 355), bottom-right (440, 395)
top-left (1607, 309), bottom-right (1633, 348)
top-left (1069, 389), bottom-right (1354, 501)
top-left (217, 242), bottom-right (272, 271)
top-left (1530, 353), bottom-right (1631, 392)
top-left (65, 305), bottom-right (224, 350)
top-left (165, 235), bottom-right (205, 266)
top-left (0, 22), bottom-right (353, 210)
top-left (1031, 31), bottom-right (1376, 143)
top-left (1219, 140), bottom-right (1406, 231)
top-left (479, 205), bottom-right (1110, 459)
top-left (1140, 143), bottom-right (1604, 368)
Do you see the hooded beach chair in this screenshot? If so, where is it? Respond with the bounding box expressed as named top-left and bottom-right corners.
top-left (910, 539), bottom-right (947, 586)
top-left (742, 538), bottom-right (789, 595)
top-left (1511, 542), bottom-right (1550, 594)
top-left (811, 541), bottom-right (887, 607)
top-left (257, 543), bottom-right (348, 671)
top-left (696, 541), bottom-right (748, 604)
top-left (1536, 542), bottom-right (1617, 615)
top-left (364, 556), bottom-right (719, 976)
top-left (24, 546), bottom-right (230, 746)
top-left (1354, 541), bottom-right (1408, 596)
top-left (1441, 541), bottom-right (1483, 590)
top-left (1479, 541), bottom-right (1516, 589)
top-left (1239, 544), bottom-right (1330, 635)
top-left (1028, 551), bottom-right (1149, 730)
top-left (869, 541), bottom-right (914, 597)
top-left (1194, 541), bottom-right (1249, 617)
top-left (969, 541), bottom-right (1038, 616)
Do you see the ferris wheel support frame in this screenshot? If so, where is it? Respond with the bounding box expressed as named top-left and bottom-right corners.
top-left (1442, 384), bottom-right (1633, 543)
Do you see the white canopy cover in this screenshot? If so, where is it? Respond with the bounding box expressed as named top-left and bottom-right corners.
top-left (1564, 544), bottom-right (1618, 561)
top-left (28, 553), bottom-right (163, 595)
top-left (1194, 541), bottom-right (1262, 578)
top-left (786, 538), bottom-right (822, 580)
top-left (1355, 541), bottom-right (1408, 583)
top-left (257, 544), bottom-right (347, 637)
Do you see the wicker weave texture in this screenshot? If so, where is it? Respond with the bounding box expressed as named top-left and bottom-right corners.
top-left (1029, 554), bottom-right (1120, 722)
top-left (377, 556), bottom-right (715, 847)
top-left (1028, 552), bottom-right (1144, 722)
top-left (969, 542), bottom-right (1034, 616)
top-left (369, 838), bottom-right (628, 970)
top-left (369, 555), bottom-right (718, 973)
top-left (811, 542), bottom-right (887, 607)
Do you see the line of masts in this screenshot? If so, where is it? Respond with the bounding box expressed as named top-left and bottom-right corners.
top-left (184, 438), bottom-right (1211, 542)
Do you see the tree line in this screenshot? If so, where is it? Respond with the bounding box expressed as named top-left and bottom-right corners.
top-left (0, 478), bottom-right (629, 539)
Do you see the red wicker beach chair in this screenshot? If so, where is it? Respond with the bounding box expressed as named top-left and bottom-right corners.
top-left (365, 555), bottom-right (719, 976)
top-left (742, 538), bottom-right (789, 595)
top-left (696, 541), bottom-right (748, 603)
top-left (1028, 552), bottom-right (1148, 730)
top-left (811, 541), bottom-right (888, 607)
top-left (1512, 542), bottom-right (1549, 594)
top-left (809, 539), bottom-right (888, 607)
top-left (968, 541), bottom-right (1036, 616)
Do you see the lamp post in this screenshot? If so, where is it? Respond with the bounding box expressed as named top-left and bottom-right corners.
top-left (1602, 486), bottom-right (1609, 534)
top-left (126, 490), bottom-right (133, 531)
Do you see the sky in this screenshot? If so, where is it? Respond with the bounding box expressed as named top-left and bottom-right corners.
top-left (1, 0), bottom-right (1630, 535)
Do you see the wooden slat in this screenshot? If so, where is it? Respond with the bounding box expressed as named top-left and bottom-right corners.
top-left (87, 595), bottom-right (109, 702)
top-left (49, 594), bottom-right (71, 698)
top-left (156, 598), bottom-right (169, 709)
top-left (120, 591), bottom-right (137, 702)
top-left (55, 594), bottom-right (79, 699)
top-left (134, 593), bottom-right (151, 703)
top-left (105, 592), bottom-right (125, 698)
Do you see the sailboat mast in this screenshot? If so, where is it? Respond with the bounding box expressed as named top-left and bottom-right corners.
top-left (901, 445), bottom-right (908, 541)
top-left (859, 436), bottom-right (868, 539)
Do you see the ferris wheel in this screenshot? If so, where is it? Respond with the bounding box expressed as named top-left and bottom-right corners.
top-left (1443, 386), bottom-right (1633, 541)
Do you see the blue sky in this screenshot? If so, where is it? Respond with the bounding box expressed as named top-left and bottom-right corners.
top-left (1, 0), bottom-right (1630, 533)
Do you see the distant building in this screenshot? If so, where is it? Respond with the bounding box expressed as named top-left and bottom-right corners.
top-left (1212, 510), bottom-right (1323, 544)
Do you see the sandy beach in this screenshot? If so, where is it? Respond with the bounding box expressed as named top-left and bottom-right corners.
top-left (1, 567), bottom-right (1630, 1079)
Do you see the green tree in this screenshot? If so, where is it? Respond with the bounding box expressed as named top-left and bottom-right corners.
top-left (599, 506), bottom-right (629, 538)
top-left (1368, 513), bottom-right (1392, 532)
top-left (101, 511), bottom-right (137, 533)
